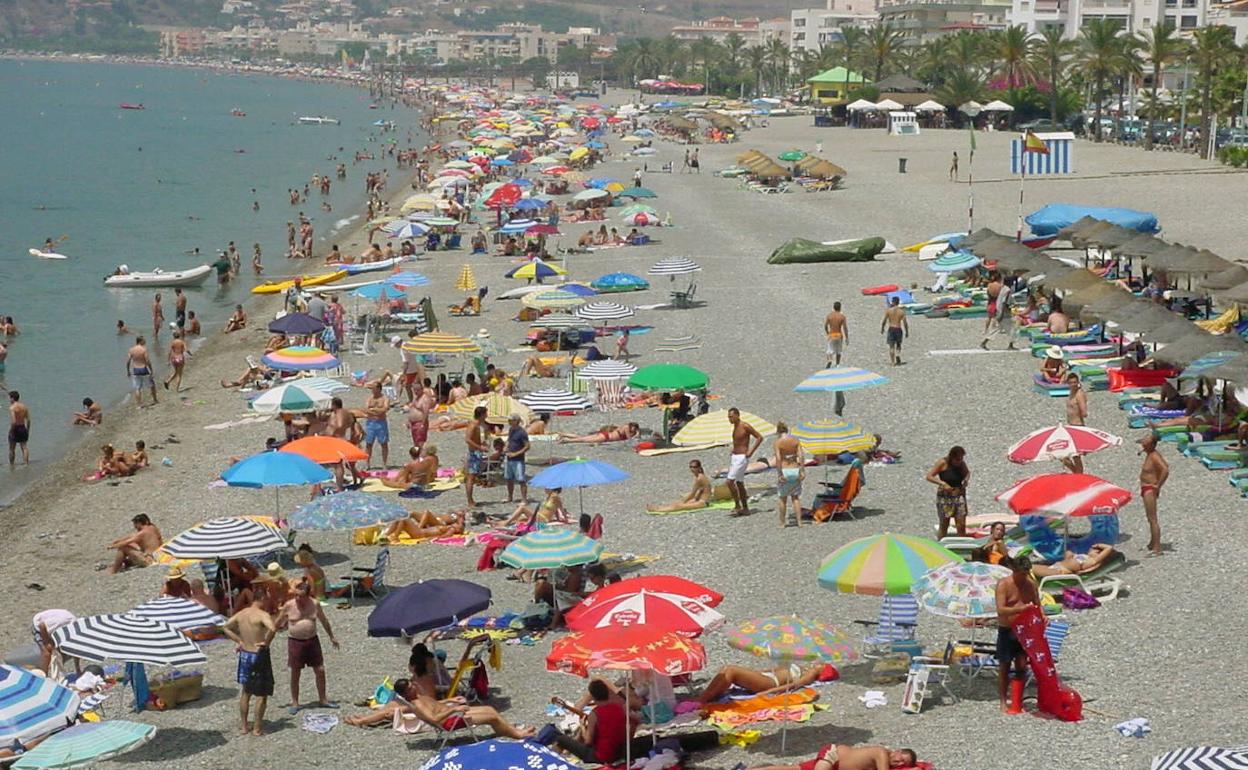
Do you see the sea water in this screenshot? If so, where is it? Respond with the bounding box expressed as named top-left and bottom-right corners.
top-left (0, 58), bottom-right (420, 499)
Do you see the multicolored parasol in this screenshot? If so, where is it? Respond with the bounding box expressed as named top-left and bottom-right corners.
top-left (725, 615), bottom-right (859, 663)
top-left (912, 561), bottom-right (1012, 619)
top-left (289, 491), bottom-right (411, 531)
top-left (817, 532), bottom-right (962, 596)
top-left (261, 346), bottom-right (341, 372)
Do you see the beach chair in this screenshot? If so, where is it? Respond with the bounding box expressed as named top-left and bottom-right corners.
top-left (961, 620), bottom-right (1071, 681)
top-left (670, 283), bottom-right (698, 309)
top-left (331, 547), bottom-right (390, 603)
top-left (1019, 515), bottom-right (1066, 563)
top-left (1037, 553), bottom-right (1126, 600)
top-left (595, 378), bottom-right (626, 411)
top-left (391, 693), bottom-right (482, 748)
top-left (853, 594), bottom-right (919, 658)
top-left (902, 643), bottom-right (959, 713)
top-left (812, 461), bottom-right (863, 521)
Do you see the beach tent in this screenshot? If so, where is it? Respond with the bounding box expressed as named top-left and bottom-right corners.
top-left (768, 237), bottom-right (886, 264)
top-left (845, 99), bottom-right (879, 112)
top-left (914, 100), bottom-right (946, 112)
top-left (982, 99), bottom-right (1015, 112)
top-left (1026, 204), bottom-right (1160, 237)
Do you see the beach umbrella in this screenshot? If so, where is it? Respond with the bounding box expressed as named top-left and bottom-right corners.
top-left (672, 409), bottom-right (776, 446)
top-left (261, 345), bottom-right (340, 372)
top-left (499, 218), bottom-right (538, 234)
top-left (351, 283), bottom-right (407, 302)
top-left (1007, 424), bottom-right (1123, 464)
top-left (500, 525), bottom-right (605, 570)
top-left (628, 363), bottom-right (709, 391)
top-left (506, 259), bottom-right (566, 281)
top-left (276, 376), bottom-right (347, 393)
top-left (160, 517), bottom-right (289, 560)
top-left (281, 435), bottom-right (368, 464)
top-left (817, 533), bottom-right (962, 596)
top-left (778, 150), bottom-right (807, 161)
top-left (574, 301), bottom-right (635, 322)
top-left (522, 289), bottom-right (585, 309)
top-left (565, 588), bottom-right (724, 635)
top-left (547, 626), bottom-right (707, 677)
top-left (927, 250), bottom-right (982, 273)
top-left (530, 312), bottom-right (591, 330)
top-left (518, 389), bottom-right (593, 412)
top-left (620, 204), bottom-right (659, 219)
top-left (385, 271), bottom-right (430, 288)
top-left (454, 264), bottom-right (477, 291)
top-left (529, 457), bottom-right (629, 514)
top-left (578, 359), bottom-right (637, 380)
top-left (617, 186), bottom-right (656, 198)
top-left (725, 615), bottom-right (858, 664)
top-left (557, 282), bottom-right (598, 297)
top-left (1150, 746), bottom-right (1248, 770)
top-left (267, 312), bottom-right (325, 336)
top-left (623, 212), bottom-right (660, 227)
top-left (402, 332), bottom-right (480, 354)
top-left (591, 272), bottom-right (650, 293)
top-left (449, 393), bottom-right (534, 425)
top-left (996, 473), bottom-right (1132, 518)
top-left (417, 739), bottom-right (581, 770)
top-left (0, 665), bottom-right (79, 746)
top-left (222, 452), bottom-right (332, 489)
top-left (794, 367), bottom-right (888, 392)
top-left (571, 575), bottom-right (724, 615)
top-left (911, 561), bottom-right (1012, 619)
top-left (248, 381), bottom-right (333, 415)
top-left (511, 198), bottom-right (545, 212)
top-left (526, 223), bottom-right (561, 236)
top-left (130, 597), bottom-right (225, 632)
top-left (386, 221), bottom-right (430, 239)
top-left (367, 579), bottom-right (492, 637)
top-left (791, 419), bottom-right (875, 454)
top-left (52, 614), bottom-right (206, 667)
top-left (648, 258), bottom-right (701, 278)
top-left (632, 147), bottom-right (657, 156)
top-left (11, 721), bottom-right (156, 770)
top-left (572, 188), bottom-right (610, 203)
top-left (289, 491), bottom-right (410, 531)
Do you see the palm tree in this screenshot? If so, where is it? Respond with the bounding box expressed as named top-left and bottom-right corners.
top-left (1111, 35), bottom-right (1143, 141)
top-left (839, 27), bottom-right (865, 103)
top-left (1079, 19), bottom-right (1123, 141)
top-left (764, 38), bottom-right (790, 94)
top-left (1031, 27), bottom-right (1076, 126)
top-left (619, 39), bottom-right (662, 84)
top-left (723, 31), bottom-right (746, 71)
top-left (993, 25), bottom-right (1036, 87)
top-left (745, 44), bottom-right (767, 96)
top-left (1137, 23), bottom-right (1187, 149)
top-left (865, 23), bottom-right (904, 83)
top-left (1191, 25), bottom-right (1238, 158)
top-left (935, 70), bottom-right (985, 111)
top-left (689, 37), bottom-right (721, 93)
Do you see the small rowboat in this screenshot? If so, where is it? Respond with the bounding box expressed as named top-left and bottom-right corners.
top-left (104, 265), bottom-right (211, 288)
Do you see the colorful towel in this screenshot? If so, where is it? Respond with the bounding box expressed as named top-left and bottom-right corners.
top-left (702, 689), bottom-right (819, 730)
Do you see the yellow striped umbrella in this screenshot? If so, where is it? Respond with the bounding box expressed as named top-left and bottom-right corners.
top-left (455, 264), bottom-right (478, 291)
top-left (401, 332), bottom-right (480, 354)
top-left (522, 289), bottom-right (586, 310)
top-left (450, 393), bottom-right (534, 425)
top-left (791, 419), bottom-right (876, 454)
top-left (672, 410), bottom-right (777, 447)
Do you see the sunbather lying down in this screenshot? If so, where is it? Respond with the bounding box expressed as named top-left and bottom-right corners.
top-left (383, 511), bottom-right (465, 542)
top-left (694, 662), bottom-right (837, 704)
top-left (344, 678), bottom-right (533, 738)
top-left (1032, 544), bottom-right (1117, 577)
top-left (558, 423), bottom-right (639, 444)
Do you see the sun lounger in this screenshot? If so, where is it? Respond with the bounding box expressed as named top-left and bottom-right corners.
top-left (1037, 553), bottom-right (1126, 599)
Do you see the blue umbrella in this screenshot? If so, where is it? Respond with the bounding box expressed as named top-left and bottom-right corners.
top-left (558, 283), bottom-right (598, 297)
top-left (927, 250), bottom-right (982, 273)
top-left (386, 271), bottom-right (430, 288)
top-left (585, 177), bottom-right (617, 189)
top-left (586, 141), bottom-right (606, 149)
top-left (222, 451), bottom-right (332, 519)
top-left (417, 739), bottom-right (581, 770)
top-left (510, 177), bottom-right (534, 187)
top-left (267, 312), bottom-right (325, 336)
top-left (12, 720), bottom-right (156, 769)
top-left (529, 457), bottom-right (629, 514)
top-left (352, 283), bottom-right (407, 301)
top-left (512, 198), bottom-right (545, 211)
top-left (491, 157), bottom-right (514, 166)
top-left (591, 272), bottom-right (649, 293)
top-left (505, 259), bottom-right (562, 279)
top-left (0, 665), bottom-right (78, 746)
top-left (634, 128), bottom-right (656, 137)
top-left (367, 579), bottom-right (491, 637)
top-left (387, 221), bottom-right (430, 239)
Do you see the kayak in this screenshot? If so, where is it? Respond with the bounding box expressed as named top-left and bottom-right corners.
top-left (104, 265), bottom-right (211, 288)
top-left (318, 278), bottom-right (385, 293)
top-left (29, 248), bottom-right (68, 260)
top-left (339, 257), bottom-right (407, 275)
top-left (251, 270), bottom-right (347, 295)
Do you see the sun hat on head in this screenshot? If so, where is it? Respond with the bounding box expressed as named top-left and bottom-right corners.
top-left (1046, 345), bottom-right (1064, 360)
top-left (477, 328), bottom-right (491, 338)
top-left (166, 566), bottom-right (185, 581)
top-left (391, 335), bottom-right (402, 345)
top-left (263, 562), bottom-right (285, 581)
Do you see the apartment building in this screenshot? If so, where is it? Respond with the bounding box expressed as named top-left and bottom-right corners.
top-left (1008, 0), bottom-right (1208, 35)
top-left (877, 0), bottom-right (1012, 44)
top-left (670, 16), bottom-right (791, 45)
top-left (791, 0), bottom-right (882, 54)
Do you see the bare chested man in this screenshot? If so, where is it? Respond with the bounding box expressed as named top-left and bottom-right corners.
top-left (327, 397), bottom-right (356, 441)
top-left (107, 514), bottom-right (163, 573)
top-left (223, 599), bottom-right (277, 735)
top-left (163, 331), bottom-right (188, 392)
top-left (276, 578), bottom-right (340, 713)
top-left (173, 288), bottom-right (187, 331)
top-left (773, 422), bottom-right (805, 528)
top-left (824, 301), bottom-right (848, 367)
top-left (750, 744), bottom-right (918, 770)
top-left (647, 459), bottom-right (712, 513)
top-left (880, 297), bottom-right (909, 366)
top-left (151, 293), bottom-right (164, 340)
top-left (1139, 433), bottom-right (1169, 556)
top-left (406, 383), bottom-right (433, 452)
top-left (363, 382), bottom-right (391, 468)
top-left (995, 554), bottom-right (1040, 712)
top-left (1062, 374), bottom-right (1088, 473)
top-left (8, 391), bottom-right (30, 466)
top-left (464, 405), bottom-right (488, 507)
top-left (127, 336), bottom-right (158, 407)
top-left (726, 407), bottom-right (764, 517)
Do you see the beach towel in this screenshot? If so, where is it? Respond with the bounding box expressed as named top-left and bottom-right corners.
top-left (204, 416), bottom-right (271, 431)
top-left (638, 444), bottom-right (718, 456)
top-left (643, 500), bottom-right (738, 516)
top-left (301, 713), bottom-right (338, 734)
top-left (701, 688), bottom-right (819, 730)
top-left (1107, 368), bottom-right (1177, 392)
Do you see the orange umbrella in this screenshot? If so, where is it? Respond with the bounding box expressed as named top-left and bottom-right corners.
top-left (281, 436), bottom-right (367, 464)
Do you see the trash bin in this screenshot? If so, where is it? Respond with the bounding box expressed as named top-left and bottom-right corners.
top-left (898, 157), bottom-right (908, 174)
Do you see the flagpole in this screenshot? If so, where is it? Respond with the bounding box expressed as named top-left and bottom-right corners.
top-left (967, 147), bottom-right (975, 233)
top-left (1016, 132), bottom-right (1026, 242)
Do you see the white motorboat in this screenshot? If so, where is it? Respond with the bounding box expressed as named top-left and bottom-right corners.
top-left (104, 264), bottom-right (212, 288)
top-left (298, 116), bottom-right (340, 125)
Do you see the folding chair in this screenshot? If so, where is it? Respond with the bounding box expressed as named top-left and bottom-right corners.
top-left (391, 693), bottom-right (482, 748)
top-left (853, 594), bottom-right (919, 658)
top-left (331, 547), bottom-right (390, 603)
top-left (902, 644), bottom-right (958, 713)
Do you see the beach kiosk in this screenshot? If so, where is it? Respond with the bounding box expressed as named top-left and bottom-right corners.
top-left (887, 111), bottom-right (920, 136)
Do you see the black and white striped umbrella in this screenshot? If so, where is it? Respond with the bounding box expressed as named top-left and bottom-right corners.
top-left (648, 257), bottom-right (701, 276)
top-left (1153, 747), bottom-right (1248, 770)
top-left (574, 301), bottom-right (635, 322)
top-left (577, 360), bottom-right (638, 380)
top-left (52, 614), bottom-right (207, 667)
top-left (160, 517), bottom-right (288, 560)
top-left (519, 389), bottom-right (593, 412)
top-left (130, 598), bottom-right (226, 632)
top-left (529, 313), bottom-right (591, 330)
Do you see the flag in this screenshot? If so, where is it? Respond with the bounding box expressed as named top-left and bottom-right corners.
top-left (1023, 130), bottom-right (1049, 154)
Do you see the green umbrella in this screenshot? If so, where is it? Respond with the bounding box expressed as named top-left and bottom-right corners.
top-left (778, 150), bottom-right (807, 162)
top-left (627, 364), bottom-right (709, 391)
top-left (13, 721), bottom-right (156, 769)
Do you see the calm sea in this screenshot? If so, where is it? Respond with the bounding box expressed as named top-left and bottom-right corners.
top-left (0, 58), bottom-right (420, 499)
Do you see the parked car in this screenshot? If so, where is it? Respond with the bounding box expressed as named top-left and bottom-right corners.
top-left (1017, 119), bottom-right (1064, 132)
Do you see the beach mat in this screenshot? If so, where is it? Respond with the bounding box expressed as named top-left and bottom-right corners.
top-left (638, 443), bottom-right (720, 456)
top-left (643, 500), bottom-right (738, 516)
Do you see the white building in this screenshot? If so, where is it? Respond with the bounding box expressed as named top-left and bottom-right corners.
top-left (1208, 0), bottom-right (1248, 44)
top-left (790, 0), bottom-right (881, 55)
top-left (1008, 0), bottom-right (1208, 36)
top-left (669, 16), bottom-right (791, 46)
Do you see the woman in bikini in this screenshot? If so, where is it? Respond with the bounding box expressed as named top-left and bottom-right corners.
top-left (384, 510), bottom-right (466, 542)
top-left (559, 423), bottom-right (639, 444)
top-left (499, 488), bottom-right (570, 528)
top-left (293, 546), bottom-right (327, 599)
top-left (694, 662), bottom-right (835, 703)
top-left (1031, 544), bottom-right (1117, 577)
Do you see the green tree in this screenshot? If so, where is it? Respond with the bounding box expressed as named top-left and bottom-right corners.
top-left (935, 70), bottom-right (985, 112)
top-left (689, 37), bottom-right (722, 92)
top-left (1137, 22), bottom-right (1187, 149)
top-left (1111, 34), bottom-right (1143, 140)
top-left (865, 23), bottom-right (903, 83)
top-left (764, 38), bottom-right (790, 93)
top-left (1191, 25), bottom-right (1238, 158)
top-left (1079, 18), bottom-right (1123, 141)
top-left (1031, 27), bottom-right (1076, 126)
top-left (993, 25), bottom-right (1036, 87)
top-left (618, 38), bottom-right (661, 84)
top-left (838, 27), bottom-right (865, 103)
top-left (745, 44), bottom-right (767, 96)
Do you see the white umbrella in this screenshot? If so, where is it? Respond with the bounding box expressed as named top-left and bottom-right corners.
top-left (846, 99), bottom-right (878, 112)
top-left (574, 301), bottom-right (635, 322)
top-left (578, 360), bottom-right (637, 380)
top-left (52, 614), bottom-right (206, 667)
top-left (959, 100), bottom-right (984, 114)
top-left (648, 257), bottom-right (701, 277)
top-left (130, 597), bottom-right (226, 632)
top-left (875, 98), bottom-right (905, 111)
top-left (982, 99), bottom-right (1015, 112)
top-left (519, 389), bottom-right (593, 412)
top-left (914, 100), bottom-right (946, 112)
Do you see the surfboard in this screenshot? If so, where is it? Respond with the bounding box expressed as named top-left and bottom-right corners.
top-left (29, 248), bottom-right (68, 260)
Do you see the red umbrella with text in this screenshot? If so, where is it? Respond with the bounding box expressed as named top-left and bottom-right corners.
top-left (1007, 424), bottom-right (1123, 464)
top-left (995, 473), bottom-right (1132, 518)
top-left (564, 580), bottom-right (724, 636)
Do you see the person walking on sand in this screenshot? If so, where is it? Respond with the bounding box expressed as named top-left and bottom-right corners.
top-left (127, 336), bottom-right (158, 407)
top-left (223, 598), bottom-right (277, 736)
top-left (8, 391), bottom-right (30, 466)
top-left (464, 405), bottom-right (488, 508)
top-left (726, 407), bottom-right (763, 517)
top-left (1139, 433), bottom-right (1169, 556)
top-left (950, 151), bottom-right (959, 181)
top-left (773, 422), bottom-right (805, 527)
top-left (824, 301), bottom-right (848, 367)
top-left (880, 297), bottom-right (909, 365)
top-left (163, 331), bottom-right (188, 393)
top-left (276, 576), bottom-right (340, 714)
top-left (151, 293), bottom-right (164, 340)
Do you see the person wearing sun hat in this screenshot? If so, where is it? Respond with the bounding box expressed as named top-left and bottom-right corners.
top-left (292, 546), bottom-right (327, 599)
top-left (1040, 345), bottom-right (1067, 384)
top-left (252, 562), bottom-right (290, 613)
top-left (162, 565), bottom-right (192, 599)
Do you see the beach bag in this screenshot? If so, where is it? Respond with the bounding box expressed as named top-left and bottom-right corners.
top-left (1060, 587), bottom-right (1100, 610)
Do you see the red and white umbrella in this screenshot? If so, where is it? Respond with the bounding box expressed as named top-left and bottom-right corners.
top-left (996, 473), bottom-right (1132, 518)
top-left (565, 588), bottom-right (724, 635)
top-left (1007, 424), bottom-right (1123, 464)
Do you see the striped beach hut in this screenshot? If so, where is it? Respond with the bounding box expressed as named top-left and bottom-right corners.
top-left (1010, 131), bottom-right (1074, 175)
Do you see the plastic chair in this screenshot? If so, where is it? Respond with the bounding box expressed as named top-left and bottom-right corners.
top-left (331, 547), bottom-right (390, 603)
top-left (853, 594), bottom-right (919, 658)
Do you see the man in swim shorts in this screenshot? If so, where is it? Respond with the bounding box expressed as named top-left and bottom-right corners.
top-left (126, 336), bottom-right (158, 407)
top-left (363, 381), bottom-right (391, 468)
top-left (223, 598), bottom-right (277, 735)
top-left (1138, 432), bottom-right (1168, 556)
top-left (8, 390), bottom-right (30, 466)
top-left (749, 744), bottom-right (918, 770)
top-left (464, 405), bottom-right (488, 508)
top-left (995, 554), bottom-right (1039, 712)
top-left (726, 408), bottom-right (764, 517)
top-left (880, 297), bottom-right (909, 366)
top-left (824, 301), bottom-right (848, 367)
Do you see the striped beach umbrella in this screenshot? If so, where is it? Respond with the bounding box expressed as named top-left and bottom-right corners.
top-left (248, 381), bottom-right (333, 415)
top-left (725, 616), bottom-right (858, 663)
top-left (52, 614), bottom-right (206, 667)
top-left (386, 271), bottom-right (430, 288)
top-left (449, 393), bottom-right (534, 425)
top-left (294, 376), bottom-right (349, 394)
top-left (289, 490), bottom-right (410, 531)
top-left (130, 597), bottom-right (226, 632)
top-left (401, 332), bottom-right (480, 354)
top-left (1151, 747), bottom-right (1248, 770)
top-left (386, 221), bottom-right (429, 239)
top-left (794, 367), bottom-right (889, 392)
top-left (160, 517), bottom-right (288, 560)
top-left (0, 665), bottom-right (79, 746)
top-left (500, 526), bottom-right (604, 569)
top-left (817, 533), bottom-right (962, 596)
top-left (648, 257), bottom-right (701, 276)
top-left (518, 389), bottom-right (592, 412)
top-left (628, 363), bottom-right (709, 391)
top-left (498, 218), bottom-right (537, 234)
top-left (927, 250), bottom-right (983, 273)
top-left (261, 345), bottom-right (340, 372)
top-left (1007, 424), bottom-right (1123, 464)
top-left (574, 301), bottom-right (635, 322)
top-left (529, 312), bottom-right (590, 330)
top-left (672, 409), bottom-right (776, 447)
top-left (912, 561), bottom-right (1012, 619)
top-left (12, 720), bottom-right (156, 770)
top-left (522, 289), bottom-right (585, 310)
top-left (454, 264), bottom-right (477, 291)
top-left (996, 473), bottom-right (1132, 518)
top-left (506, 259), bottom-right (566, 281)
top-left (791, 419), bottom-right (875, 454)
top-left (578, 360), bottom-right (637, 380)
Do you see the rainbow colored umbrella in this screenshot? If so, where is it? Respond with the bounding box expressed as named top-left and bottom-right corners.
top-left (725, 615), bottom-right (858, 663)
top-left (791, 419), bottom-right (875, 454)
top-left (912, 561), bottom-right (1011, 619)
top-left (261, 345), bottom-right (340, 372)
top-left (817, 533), bottom-right (962, 596)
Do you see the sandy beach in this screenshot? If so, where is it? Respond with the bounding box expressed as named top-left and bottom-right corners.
top-left (5, 91), bottom-right (1248, 769)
